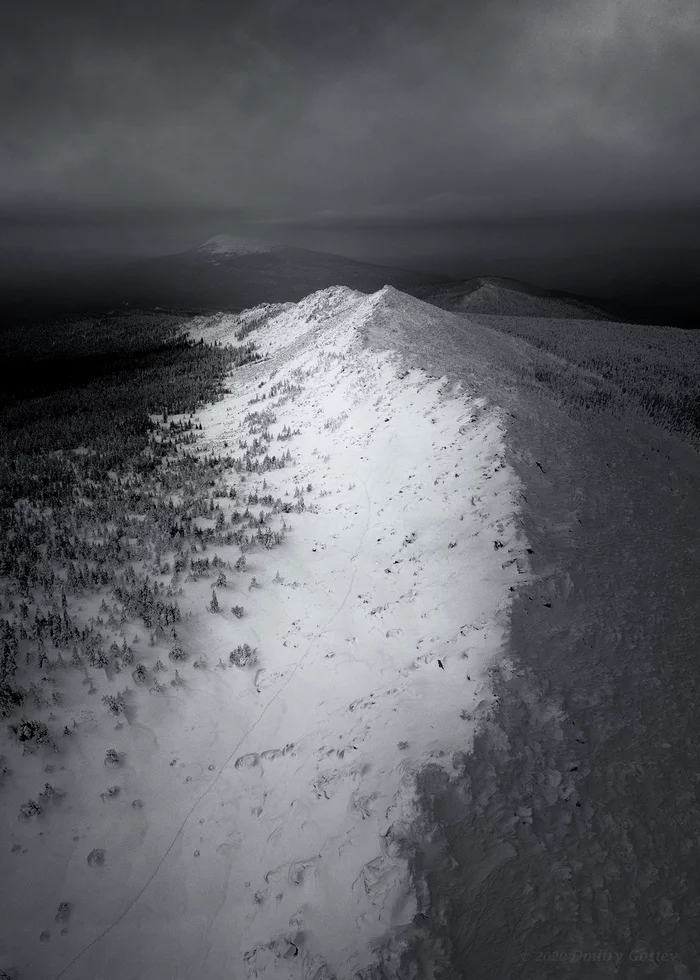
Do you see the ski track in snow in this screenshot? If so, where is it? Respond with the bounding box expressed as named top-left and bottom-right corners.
top-left (2, 286), bottom-right (526, 980)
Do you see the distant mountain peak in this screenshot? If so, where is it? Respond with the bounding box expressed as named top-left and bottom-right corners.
top-left (123, 239), bottom-right (451, 311)
top-left (194, 234), bottom-right (277, 257)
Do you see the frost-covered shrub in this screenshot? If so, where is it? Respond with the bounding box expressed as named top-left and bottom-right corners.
top-left (39, 782), bottom-right (60, 803)
top-left (231, 605), bottom-right (244, 619)
top-left (169, 646), bottom-right (187, 662)
top-left (19, 799), bottom-right (42, 819)
top-left (101, 692), bottom-right (126, 715)
top-left (0, 682), bottom-right (24, 719)
top-left (9, 718), bottom-right (49, 744)
top-left (100, 785), bottom-right (120, 801)
top-left (104, 748), bottom-right (120, 766)
top-left (88, 648), bottom-right (109, 669)
top-left (229, 644), bottom-right (257, 668)
top-left (55, 901), bottom-right (71, 923)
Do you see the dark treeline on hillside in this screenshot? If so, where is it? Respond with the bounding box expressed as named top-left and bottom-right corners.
top-left (475, 314), bottom-right (700, 447)
top-left (0, 311), bottom-right (259, 509)
top-left (0, 308), bottom-right (302, 723)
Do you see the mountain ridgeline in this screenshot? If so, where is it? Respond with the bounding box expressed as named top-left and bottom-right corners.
top-left (0, 232), bottom-right (696, 328)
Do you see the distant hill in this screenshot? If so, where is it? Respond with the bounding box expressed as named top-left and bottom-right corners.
top-left (416, 275), bottom-right (614, 320)
top-left (0, 235), bottom-right (450, 320)
top-left (1, 236), bottom-right (695, 328)
top-left (119, 235), bottom-right (451, 311)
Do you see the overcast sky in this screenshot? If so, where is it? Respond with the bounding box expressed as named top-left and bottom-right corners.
top-left (1, 0), bottom-right (699, 230)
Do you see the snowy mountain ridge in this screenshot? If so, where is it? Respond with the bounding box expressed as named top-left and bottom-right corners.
top-left (2, 284), bottom-right (528, 980)
top-left (178, 284), bottom-right (527, 977)
top-left (188, 283), bottom-right (452, 358)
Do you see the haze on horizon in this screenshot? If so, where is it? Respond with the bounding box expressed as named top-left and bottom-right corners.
top-left (1, 0), bottom-right (699, 309)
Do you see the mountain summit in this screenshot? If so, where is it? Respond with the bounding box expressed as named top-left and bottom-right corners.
top-left (194, 234), bottom-right (278, 257)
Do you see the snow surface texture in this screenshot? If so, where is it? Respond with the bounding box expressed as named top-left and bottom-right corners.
top-left (1, 285), bottom-right (528, 979)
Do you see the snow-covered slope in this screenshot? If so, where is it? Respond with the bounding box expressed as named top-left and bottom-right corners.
top-left (1, 286), bottom-right (528, 980)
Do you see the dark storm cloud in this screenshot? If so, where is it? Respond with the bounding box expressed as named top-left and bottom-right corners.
top-left (1, 0), bottom-right (699, 221)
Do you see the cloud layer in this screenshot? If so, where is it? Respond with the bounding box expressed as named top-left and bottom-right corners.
top-left (1, 0), bottom-right (699, 220)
